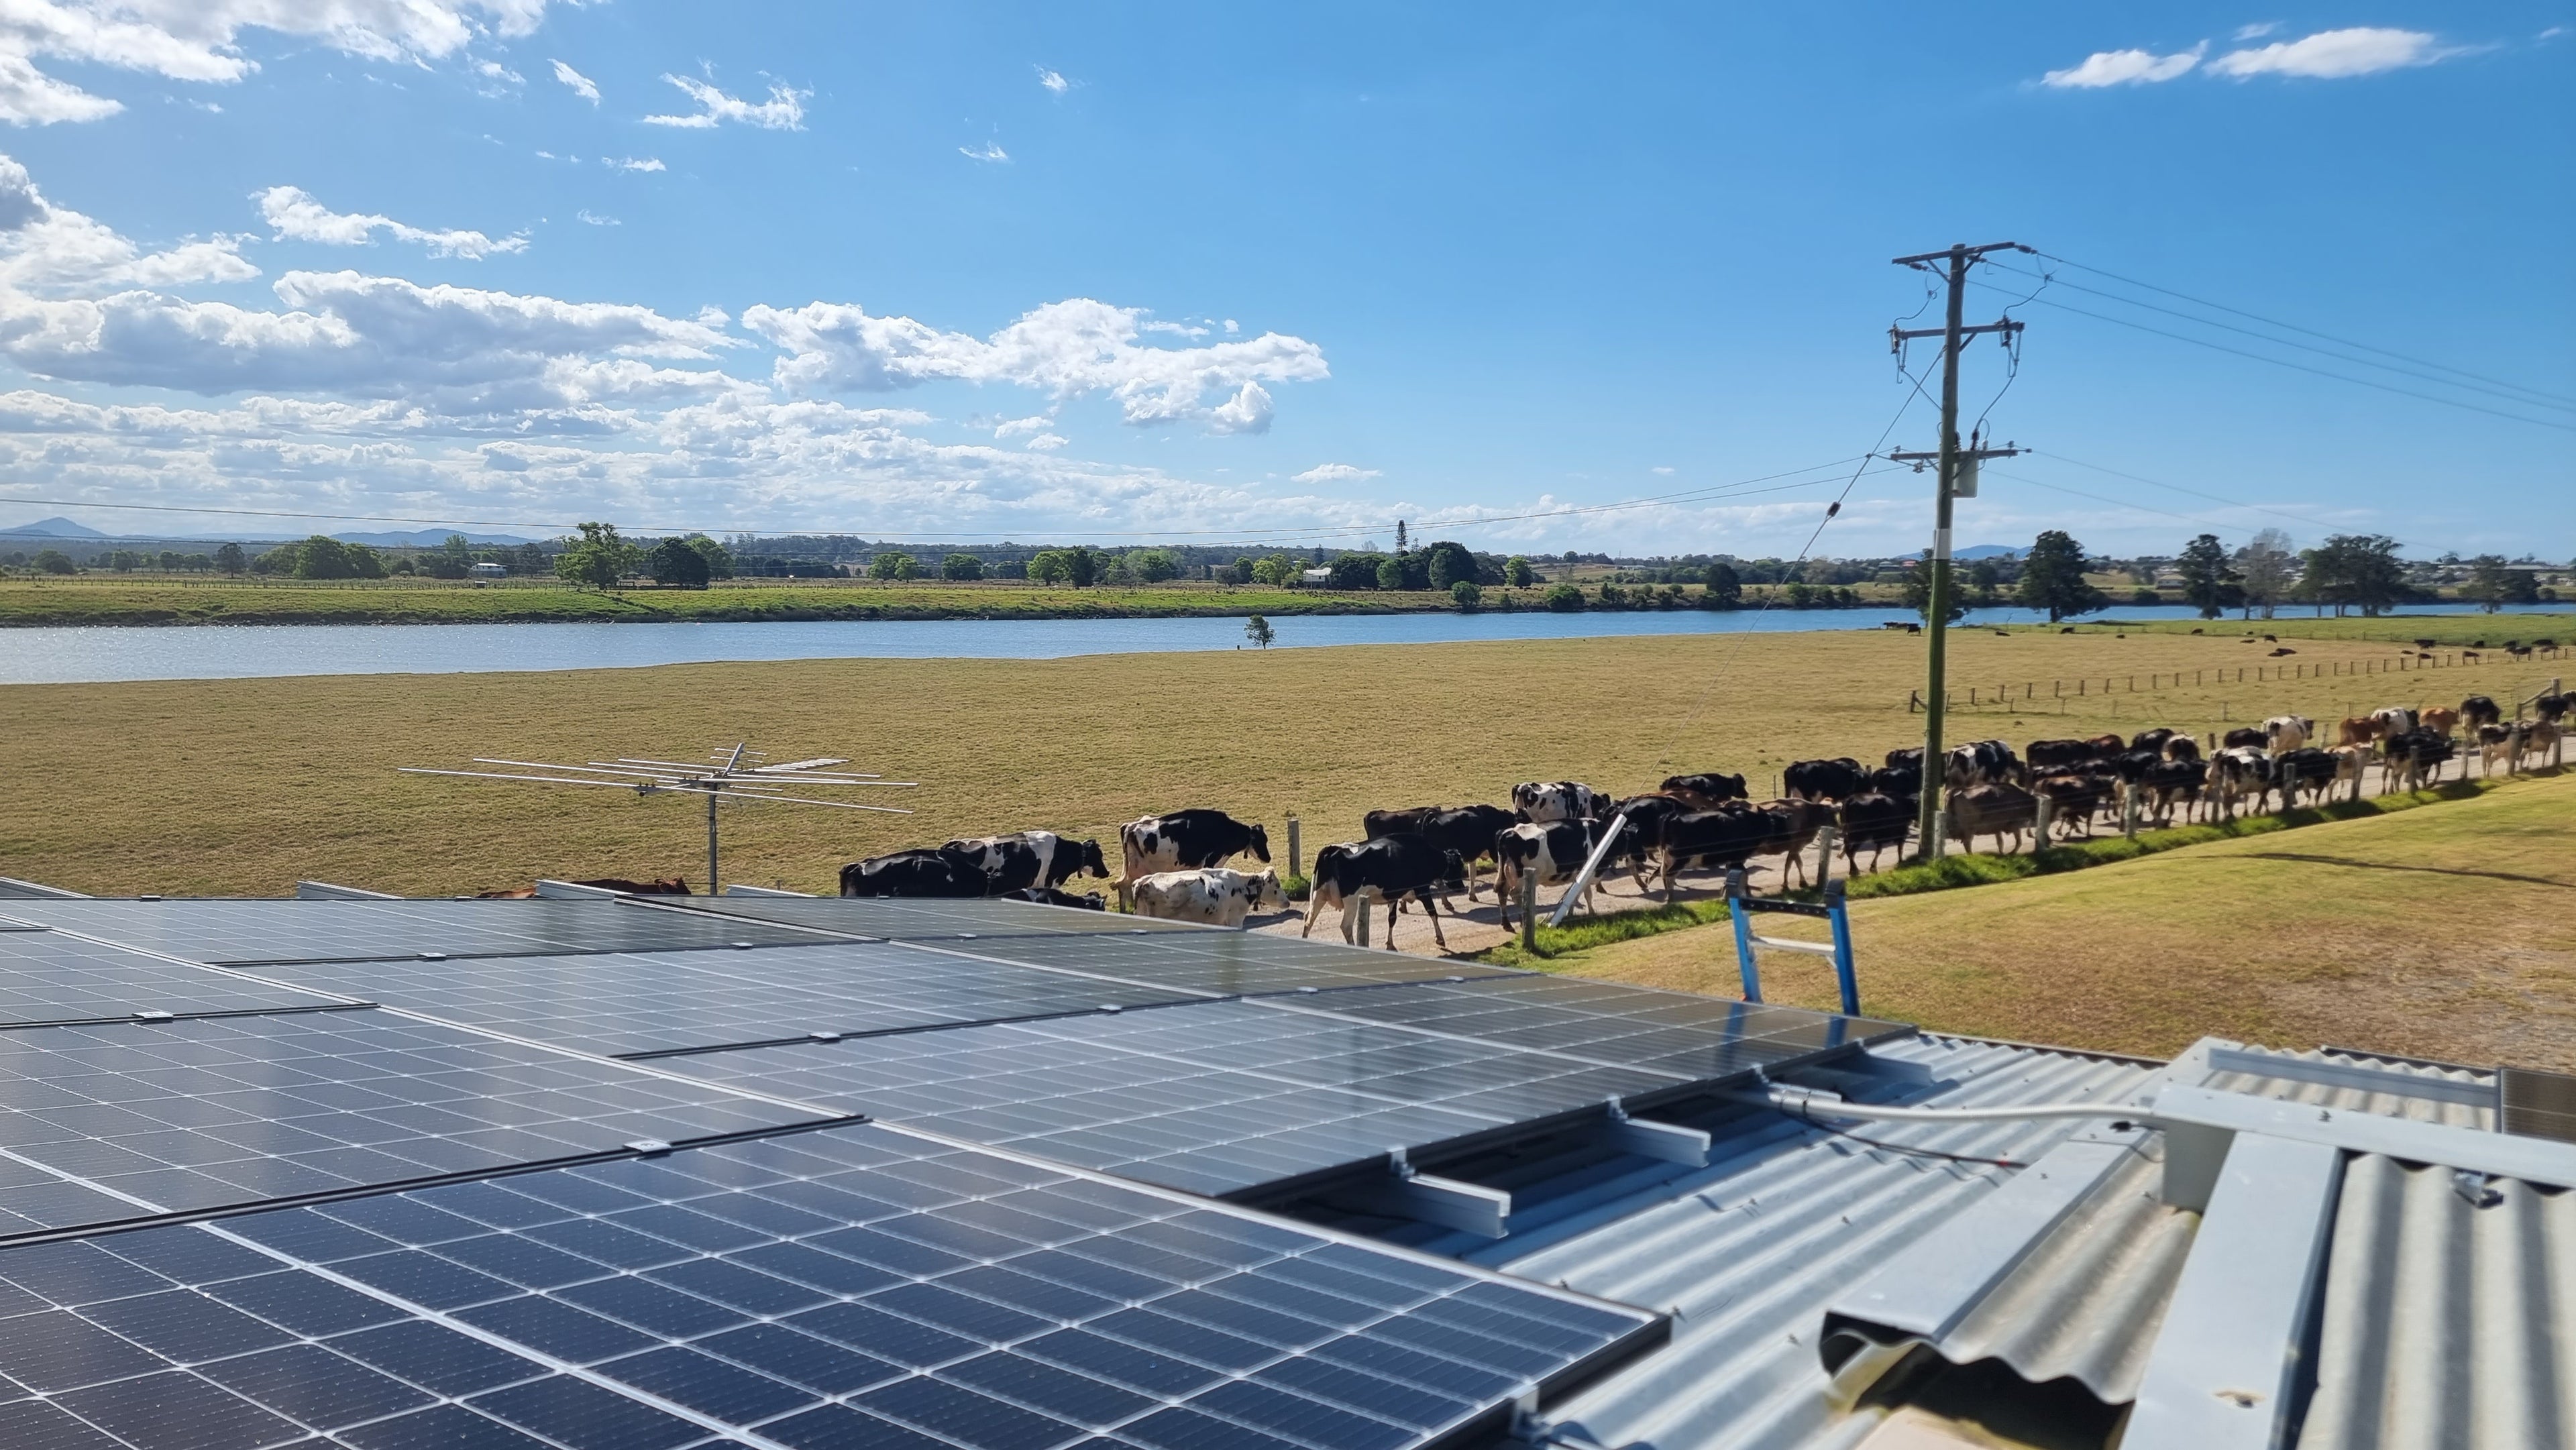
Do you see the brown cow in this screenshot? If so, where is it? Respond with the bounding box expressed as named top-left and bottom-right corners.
top-left (2335, 716), bottom-right (2380, 746)
top-left (2418, 706), bottom-right (2461, 739)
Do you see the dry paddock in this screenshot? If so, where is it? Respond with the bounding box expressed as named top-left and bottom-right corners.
top-left (0, 624), bottom-right (2564, 899)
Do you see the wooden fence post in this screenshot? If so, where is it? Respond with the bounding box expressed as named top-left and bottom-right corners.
top-left (1286, 818), bottom-right (1301, 879)
top-left (1814, 824), bottom-right (1837, 889)
top-left (1519, 871), bottom-right (1537, 952)
top-left (2033, 793), bottom-right (2053, 850)
top-left (1354, 893), bottom-right (1371, 948)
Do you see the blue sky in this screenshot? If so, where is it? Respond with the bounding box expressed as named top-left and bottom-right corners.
top-left (0, 2), bottom-right (2566, 558)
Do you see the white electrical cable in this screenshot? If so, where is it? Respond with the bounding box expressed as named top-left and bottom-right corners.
top-left (1728, 1086), bottom-right (2157, 1126)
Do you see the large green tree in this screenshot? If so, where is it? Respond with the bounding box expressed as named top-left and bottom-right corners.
top-left (2297, 534), bottom-right (2406, 616)
top-left (1701, 560), bottom-right (1741, 608)
top-left (647, 537), bottom-right (712, 588)
top-left (2176, 533), bottom-right (2241, 619)
top-left (1421, 540), bottom-right (1479, 590)
top-left (1901, 557), bottom-right (1966, 622)
top-left (2015, 531), bottom-right (2108, 622)
top-left (552, 522), bottom-right (635, 591)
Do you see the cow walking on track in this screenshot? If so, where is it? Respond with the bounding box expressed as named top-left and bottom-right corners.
top-left (1303, 835), bottom-right (1467, 950)
top-left (1496, 820), bottom-right (1605, 930)
top-left (1116, 810), bottom-right (1269, 911)
top-left (1132, 867), bottom-right (1286, 929)
top-left (941, 832), bottom-right (1108, 897)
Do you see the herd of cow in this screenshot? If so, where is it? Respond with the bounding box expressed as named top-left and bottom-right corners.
top-left (832, 686), bottom-right (2570, 950)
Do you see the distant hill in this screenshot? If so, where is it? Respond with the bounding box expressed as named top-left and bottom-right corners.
top-left (0, 516), bottom-right (107, 539)
top-left (1955, 543), bottom-right (2021, 561)
top-left (331, 529), bottom-right (539, 547)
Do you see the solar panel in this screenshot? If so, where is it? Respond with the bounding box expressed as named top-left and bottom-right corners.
top-left (653, 894), bottom-right (1214, 940)
top-left (0, 932), bottom-right (356, 1027)
top-left (0, 899), bottom-right (838, 966)
top-left (0, 1010), bottom-right (830, 1239)
top-left (655, 1001), bottom-right (1689, 1197)
top-left (1266, 974), bottom-right (1914, 1077)
top-left (0, 1122), bottom-right (1660, 1450)
top-left (239, 942), bottom-right (1214, 1058)
top-left (906, 929), bottom-right (1528, 997)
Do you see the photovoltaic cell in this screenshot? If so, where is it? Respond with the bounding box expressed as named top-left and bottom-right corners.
top-left (654, 1001), bottom-right (1685, 1196)
top-left (0, 933), bottom-right (354, 1027)
top-left (0, 1123), bottom-right (1660, 1449)
top-left (1265, 974), bottom-right (1914, 1078)
top-left (914, 930), bottom-right (1527, 997)
top-left (657, 895), bottom-right (1216, 941)
top-left (0, 899), bottom-right (838, 966)
top-left (0, 1010), bottom-right (828, 1238)
top-left (242, 943), bottom-right (1211, 1057)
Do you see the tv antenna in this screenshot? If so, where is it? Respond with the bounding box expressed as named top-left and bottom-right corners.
top-left (400, 743), bottom-right (916, 894)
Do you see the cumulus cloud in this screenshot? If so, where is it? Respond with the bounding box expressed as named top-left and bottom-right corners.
top-left (0, 151), bottom-right (1352, 540)
top-left (959, 141), bottom-right (1008, 163)
top-left (2043, 42), bottom-right (2206, 87)
top-left (742, 296), bottom-right (1328, 430)
top-left (1292, 463), bottom-right (1379, 484)
top-left (606, 156), bottom-right (663, 172)
top-left (2208, 27), bottom-right (2453, 78)
top-left (643, 74), bottom-right (807, 130)
top-left (1035, 66), bottom-right (1069, 94)
top-left (549, 58), bottom-right (598, 103)
top-left (257, 186), bottom-right (526, 260)
top-left (0, 155), bottom-right (254, 292)
top-left (0, 1), bottom-right (559, 125)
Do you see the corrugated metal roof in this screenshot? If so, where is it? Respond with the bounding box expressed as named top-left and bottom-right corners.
top-left (1425, 1034), bottom-right (2163, 1450)
top-left (2197, 1042), bottom-right (2497, 1128)
top-left (2296, 1154), bottom-right (2576, 1450)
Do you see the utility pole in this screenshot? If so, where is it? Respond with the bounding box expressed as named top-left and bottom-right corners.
top-left (1889, 242), bottom-right (2030, 858)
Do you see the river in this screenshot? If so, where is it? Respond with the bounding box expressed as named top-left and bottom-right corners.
top-left (1, 603), bottom-right (2559, 685)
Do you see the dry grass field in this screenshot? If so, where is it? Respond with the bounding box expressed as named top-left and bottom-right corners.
top-left (1566, 771), bottom-right (2576, 1070)
top-left (1, 622), bottom-right (2563, 901)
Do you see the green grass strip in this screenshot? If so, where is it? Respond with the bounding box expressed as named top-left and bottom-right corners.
top-left (1470, 771), bottom-right (2542, 968)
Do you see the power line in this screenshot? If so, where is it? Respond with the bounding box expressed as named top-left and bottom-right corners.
top-left (1984, 258), bottom-right (2576, 414)
top-left (1982, 468), bottom-right (2259, 536)
top-left (1975, 283), bottom-right (2576, 434)
top-left (2034, 249), bottom-right (2576, 409)
top-left (2028, 450), bottom-right (2349, 533)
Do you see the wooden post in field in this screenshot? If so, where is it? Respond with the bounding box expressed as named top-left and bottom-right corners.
top-left (1518, 871), bottom-right (1537, 951)
top-left (1813, 824), bottom-right (1837, 888)
top-left (1354, 893), bottom-right (1371, 948)
top-left (1286, 818), bottom-right (1300, 879)
top-left (2123, 785), bottom-right (2140, 840)
top-left (2033, 792), bottom-right (2053, 850)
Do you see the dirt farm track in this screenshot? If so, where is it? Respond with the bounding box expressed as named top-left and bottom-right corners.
top-left (2, 621), bottom-right (2567, 1065)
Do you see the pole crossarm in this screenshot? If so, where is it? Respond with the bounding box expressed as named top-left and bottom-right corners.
top-left (1891, 240), bottom-right (2031, 268)
top-left (1892, 320), bottom-right (2023, 341)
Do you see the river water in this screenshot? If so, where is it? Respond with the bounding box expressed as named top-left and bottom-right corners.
top-left (1, 603), bottom-right (2558, 685)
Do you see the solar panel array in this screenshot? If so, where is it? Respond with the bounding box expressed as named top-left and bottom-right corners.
top-left (0, 892), bottom-right (1913, 1446)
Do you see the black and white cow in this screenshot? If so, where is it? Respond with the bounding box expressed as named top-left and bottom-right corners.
top-left (840, 849), bottom-right (985, 898)
top-left (1511, 781), bottom-right (1609, 824)
top-left (1132, 867), bottom-right (1287, 929)
top-left (2272, 747), bottom-right (2339, 806)
top-left (1495, 820), bottom-right (1603, 929)
top-left (1604, 794), bottom-right (1698, 891)
top-left (2210, 746), bottom-right (2273, 818)
top-left (1836, 791), bottom-right (1914, 875)
top-left (2460, 695), bottom-right (2502, 731)
top-left (1649, 808), bottom-right (1774, 901)
top-left (1407, 803), bottom-right (1521, 899)
top-left (1659, 772), bottom-right (1750, 810)
top-left (1362, 806), bottom-right (1440, 840)
top-left (2025, 738), bottom-right (2100, 773)
top-left (2138, 758), bottom-right (2207, 826)
top-left (941, 831), bottom-right (1109, 896)
top-left (1302, 835), bottom-right (1468, 950)
top-left (1007, 886), bottom-right (1106, 910)
top-left (1946, 783), bottom-right (2038, 853)
top-left (1945, 740), bottom-right (2025, 792)
top-left (1783, 758), bottom-right (1866, 803)
top-left (1116, 810), bottom-right (1269, 910)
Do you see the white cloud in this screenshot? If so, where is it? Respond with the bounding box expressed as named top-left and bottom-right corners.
top-left (2234, 22), bottom-right (2280, 41)
top-left (576, 210), bottom-right (616, 227)
top-left (741, 296), bottom-right (1328, 430)
top-left (257, 186), bottom-right (527, 260)
top-left (2209, 27), bottom-right (2453, 78)
top-left (0, 1), bottom-right (561, 125)
top-left (959, 141), bottom-right (1008, 163)
top-left (472, 59), bottom-right (520, 91)
top-left (991, 414), bottom-right (1052, 438)
top-left (549, 58), bottom-right (598, 103)
top-left (0, 155), bottom-right (254, 292)
top-left (1022, 432), bottom-right (1066, 451)
top-left (1292, 463), bottom-right (1379, 484)
top-left (606, 156), bottom-right (663, 172)
top-left (643, 74), bottom-right (807, 130)
top-left (1035, 66), bottom-right (1069, 94)
top-left (2042, 42), bottom-right (2206, 88)
top-left (1652, 465), bottom-right (1674, 475)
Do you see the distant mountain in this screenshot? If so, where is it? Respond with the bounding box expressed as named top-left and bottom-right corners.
top-left (331, 529), bottom-right (539, 548)
top-left (0, 516), bottom-right (107, 539)
top-left (1955, 543), bottom-right (2021, 561)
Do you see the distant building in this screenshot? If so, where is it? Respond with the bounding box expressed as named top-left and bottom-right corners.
top-left (468, 561), bottom-right (508, 578)
top-left (1299, 567), bottom-right (1333, 585)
